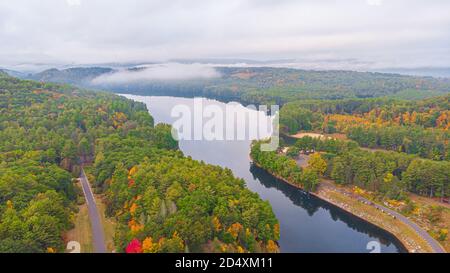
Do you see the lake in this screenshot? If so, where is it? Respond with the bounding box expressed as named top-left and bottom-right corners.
top-left (123, 94), bottom-right (406, 253)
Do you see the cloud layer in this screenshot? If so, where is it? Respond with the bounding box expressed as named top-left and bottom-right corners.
top-left (1, 0), bottom-right (449, 70)
top-left (92, 63), bottom-right (220, 84)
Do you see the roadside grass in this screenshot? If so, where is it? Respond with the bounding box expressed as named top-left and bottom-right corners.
top-left (319, 185), bottom-right (434, 253)
top-left (83, 166), bottom-right (117, 252)
top-left (67, 168), bottom-right (117, 253)
top-left (408, 194), bottom-right (450, 252)
top-left (95, 195), bottom-right (116, 253)
top-left (65, 203), bottom-right (94, 253)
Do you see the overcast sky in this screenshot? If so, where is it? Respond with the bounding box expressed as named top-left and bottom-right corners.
top-left (1, 0), bottom-right (449, 70)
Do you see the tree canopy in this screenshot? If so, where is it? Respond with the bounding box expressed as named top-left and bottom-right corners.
top-left (0, 73), bottom-right (279, 253)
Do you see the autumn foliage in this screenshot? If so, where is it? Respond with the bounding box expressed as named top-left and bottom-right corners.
top-left (125, 239), bottom-right (142, 253)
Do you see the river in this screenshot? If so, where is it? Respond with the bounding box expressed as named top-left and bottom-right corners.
top-left (123, 94), bottom-right (405, 253)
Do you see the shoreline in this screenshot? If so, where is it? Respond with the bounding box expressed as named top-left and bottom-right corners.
top-left (249, 155), bottom-right (439, 253)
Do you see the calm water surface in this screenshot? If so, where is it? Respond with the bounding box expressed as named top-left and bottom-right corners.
top-left (124, 94), bottom-right (405, 253)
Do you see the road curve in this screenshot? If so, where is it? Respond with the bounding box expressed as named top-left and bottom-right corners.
top-left (362, 197), bottom-right (446, 253)
top-left (320, 181), bottom-right (445, 253)
top-left (79, 168), bottom-right (107, 253)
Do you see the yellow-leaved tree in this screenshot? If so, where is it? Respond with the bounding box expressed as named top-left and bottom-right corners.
top-left (308, 153), bottom-right (327, 176)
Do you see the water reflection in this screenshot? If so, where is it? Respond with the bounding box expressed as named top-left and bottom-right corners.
top-left (250, 164), bottom-right (406, 252)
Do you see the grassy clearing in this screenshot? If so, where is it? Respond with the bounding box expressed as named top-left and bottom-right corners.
top-left (290, 132), bottom-right (348, 140)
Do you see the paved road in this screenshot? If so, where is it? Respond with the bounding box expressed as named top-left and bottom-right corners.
top-left (80, 168), bottom-right (107, 253)
top-left (361, 196), bottom-right (446, 253)
top-left (319, 181), bottom-right (446, 253)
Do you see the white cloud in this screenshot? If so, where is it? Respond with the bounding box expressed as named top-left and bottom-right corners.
top-left (92, 63), bottom-right (220, 84)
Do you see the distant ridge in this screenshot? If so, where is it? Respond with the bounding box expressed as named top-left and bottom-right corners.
top-left (0, 68), bottom-right (27, 78)
top-left (375, 67), bottom-right (450, 78)
top-left (18, 65), bottom-right (450, 103)
top-left (26, 67), bottom-right (114, 85)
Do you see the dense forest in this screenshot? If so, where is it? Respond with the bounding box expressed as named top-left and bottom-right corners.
top-left (16, 66), bottom-right (450, 105)
top-left (91, 128), bottom-right (279, 253)
top-left (275, 92), bottom-right (449, 200)
top-left (279, 95), bottom-right (450, 160)
top-left (253, 135), bottom-right (449, 201)
top-left (0, 72), bottom-right (279, 253)
top-left (0, 72), bottom-right (161, 252)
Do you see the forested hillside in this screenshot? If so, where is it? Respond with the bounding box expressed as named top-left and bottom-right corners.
top-left (20, 66), bottom-right (450, 105)
top-left (88, 125), bottom-right (279, 253)
top-left (0, 72), bottom-right (160, 252)
top-left (0, 73), bottom-right (279, 253)
top-left (28, 67), bottom-right (114, 86)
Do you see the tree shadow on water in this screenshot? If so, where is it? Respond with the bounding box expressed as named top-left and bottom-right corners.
top-left (249, 164), bottom-right (407, 252)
